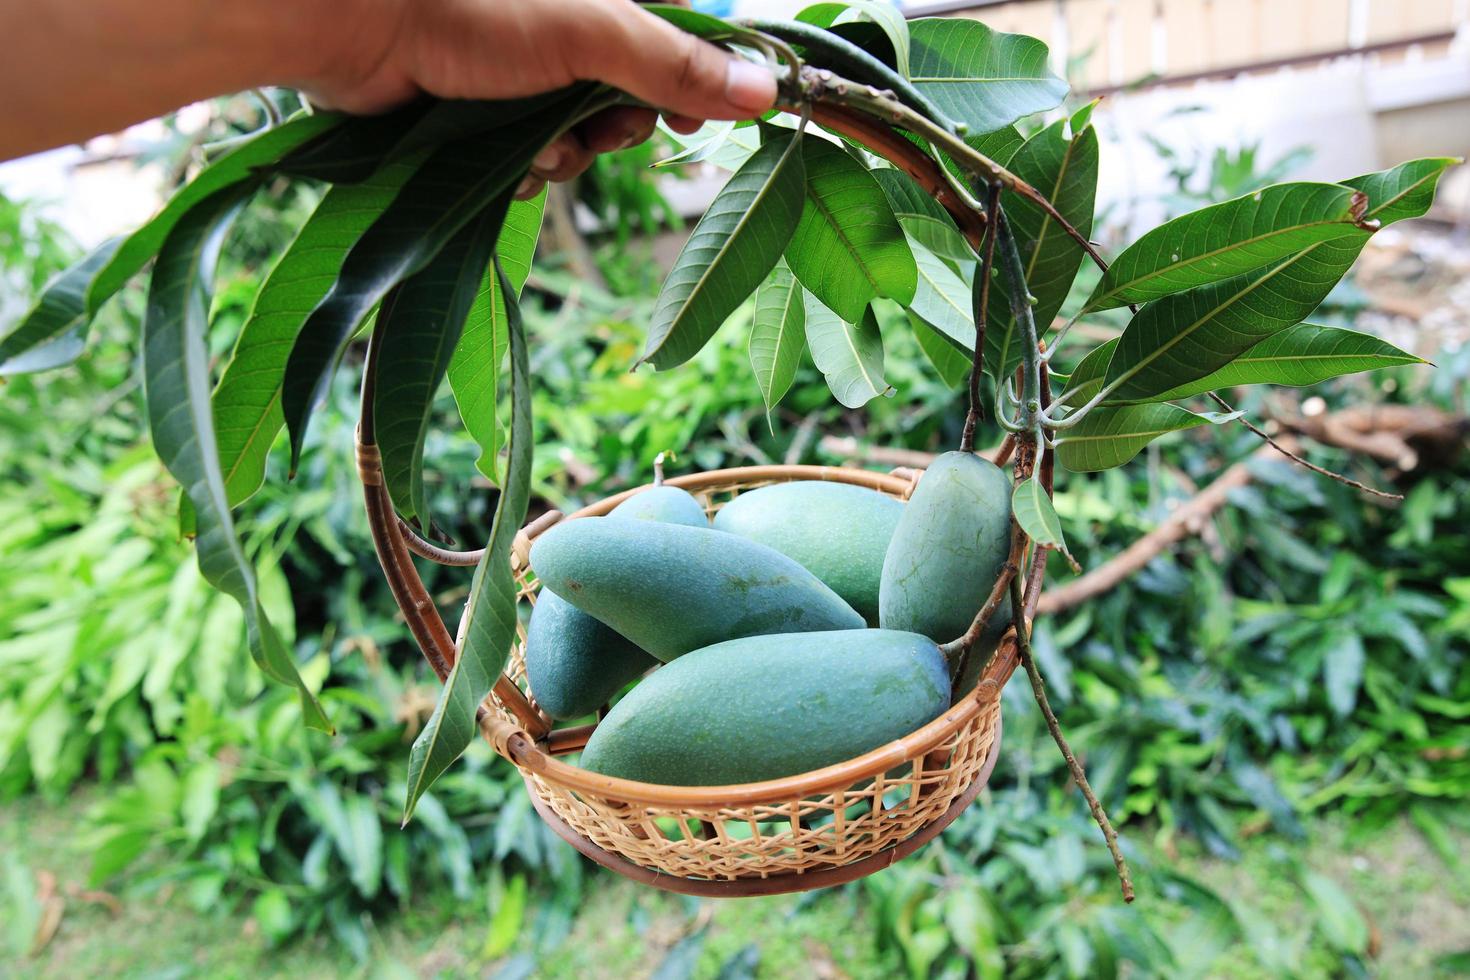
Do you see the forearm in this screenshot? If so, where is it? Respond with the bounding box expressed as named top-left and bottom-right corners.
top-left (0, 0), bottom-right (374, 160)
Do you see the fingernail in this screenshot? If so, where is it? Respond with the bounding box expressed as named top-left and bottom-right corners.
top-left (514, 176), bottom-right (537, 198)
top-left (532, 145), bottom-right (563, 175)
top-left (725, 58), bottom-right (778, 115)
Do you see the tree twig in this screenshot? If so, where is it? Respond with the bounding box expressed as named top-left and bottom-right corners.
top-left (1011, 574), bottom-right (1134, 902)
top-left (1207, 392), bottom-right (1402, 500)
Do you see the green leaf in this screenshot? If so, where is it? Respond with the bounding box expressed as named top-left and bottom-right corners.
top-left (642, 3), bottom-right (741, 39)
top-left (642, 130), bottom-right (806, 369)
top-left (911, 315), bottom-right (972, 389)
top-left (797, 1), bottom-right (911, 77)
top-left (403, 260), bottom-right (532, 822)
top-left (1298, 870), bottom-right (1368, 954)
top-left (748, 262), bottom-right (807, 419)
top-left (1084, 182), bottom-right (1369, 312)
top-left (141, 185), bottom-right (330, 732)
top-left (1343, 156), bottom-right (1459, 226)
top-left (786, 137), bottom-right (916, 322)
top-left (1094, 159), bottom-right (1451, 405)
top-left (95, 114), bottom-right (341, 317)
top-left (1135, 324), bottom-right (1422, 403)
top-left (1013, 474), bottom-right (1074, 566)
top-left (805, 298), bottom-right (891, 408)
top-left (282, 88), bottom-right (594, 469)
top-left (0, 237), bottom-right (122, 376)
top-left (199, 156), bottom-right (422, 532)
top-left (1322, 631), bottom-right (1366, 718)
top-left (448, 190), bottom-right (546, 483)
top-left (985, 117), bottom-right (1098, 380)
top-left (376, 196), bottom-right (511, 524)
top-left (873, 168), bottom-right (972, 264)
top-left (1056, 338), bottom-right (1116, 407)
top-left (906, 239), bottom-right (974, 350)
top-left (909, 18), bottom-right (1067, 135)
top-left (1054, 404), bottom-right (1239, 471)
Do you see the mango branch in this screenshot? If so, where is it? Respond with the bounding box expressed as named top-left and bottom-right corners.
top-left (961, 181), bottom-right (1002, 454)
top-left (1011, 573), bottom-right (1135, 902)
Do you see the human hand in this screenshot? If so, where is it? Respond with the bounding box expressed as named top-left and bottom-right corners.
top-left (305, 0), bottom-right (780, 198)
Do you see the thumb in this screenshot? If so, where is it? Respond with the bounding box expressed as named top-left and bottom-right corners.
top-left (572, 1), bottom-right (779, 121)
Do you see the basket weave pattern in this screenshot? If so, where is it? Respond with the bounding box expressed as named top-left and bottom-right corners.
top-left (487, 466), bottom-right (1010, 883)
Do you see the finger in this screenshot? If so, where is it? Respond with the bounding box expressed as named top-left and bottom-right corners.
top-left (567, 0), bottom-right (778, 121)
top-left (514, 176), bottom-right (547, 201)
top-left (529, 133), bottom-right (595, 183)
top-left (663, 113), bottom-right (704, 135)
top-left (577, 106), bottom-right (659, 154)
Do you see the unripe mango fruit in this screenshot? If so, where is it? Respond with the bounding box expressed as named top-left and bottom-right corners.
top-left (608, 484), bottom-right (707, 525)
top-left (529, 517), bottom-right (864, 662)
top-left (578, 629), bottom-right (950, 785)
top-left (712, 481), bottom-right (903, 624)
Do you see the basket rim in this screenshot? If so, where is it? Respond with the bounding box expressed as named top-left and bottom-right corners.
top-left (485, 462), bottom-right (1018, 808)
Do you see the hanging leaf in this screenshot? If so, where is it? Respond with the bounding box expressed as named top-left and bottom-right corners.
top-left (748, 262), bottom-right (807, 420)
top-left (641, 130), bottom-right (806, 369)
top-left (911, 315), bottom-right (972, 389)
top-left (1054, 404), bottom-right (1240, 472)
top-left (376, 196), bottom-right (512, 524)
top-left (281, 87), bottom-right (596, 470)
top-left (872, 168), bottom-right (972, 264)
top-left (985, 117), bottom-right (1098, 380)
top-left (909, 18), bottom-right (1067, 135)
top-left (141, 184), bottom-right (329, 731)
top-left (404, 260), bottom-right (533, 822)
top-left (447, 190), bottom-right (546, 483)
top-left (797, 1), bottom-right (911, 77)
top-left (196, 156), bottom-right (423, 533)
top-left (805, 298), bottom-right (891, 408)
top-left (906, 239), bottom-right (975, 351)
top-left (1083, 182), bottom-right (1369, 312)
top-left (0, 237), bottom-right (121, 376)
top-left (785, 137), bottom-right (916, 322)
top-left (1013, 474), bottom-right (1076, 570)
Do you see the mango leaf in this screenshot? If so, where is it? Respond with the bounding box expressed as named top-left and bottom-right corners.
top-left (1085, 182), bottom-right (1370, 312)
top-left (141, 184), bottom-right (329, 731)
top-left (282, 87), bottom-right (595, 469)
top-left (748, 262), bottom-right (807, 419)
top-left (403, 261), bottom-right (532, 822)
top-left (797, 1), bottom-right (911, 77)
top-left (1056, 338), bottom-right (1116, 407)
top-left (911, 315), bottom-right (972, 389)
top-left (785, 137), bottom-right (915, 323)
top-left (873, 168), bottom-right (972, 264)
top-left (1013, 474), bottom-right (1075, 567)
top-left (1343, 156), bottom-right (1459, 226)
top-left (907, 239), bottom-right (975, 351)
top-left (642, 3), bottom-right (740, 39)
top-left (909, 18), bottom-right (1067, 135)
top-left (986, 117), bottom-right (1098, 380)
top-left (805, 297), bottom-right (890, 408)
top-left (0, 236), bottom-right (121, 376)
top-left (447, 190), bottom-right (546, 483)
top-left (641, 130), bottom-right (806, 369)
top-left (1054, 404), bottom-right (1239, 472)
top-left (376, 196), bottom-right (511, 524)
top-left (196, 157), bottom-right (422, 533)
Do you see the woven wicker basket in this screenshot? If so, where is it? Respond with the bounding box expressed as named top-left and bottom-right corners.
top-left (361, 442), bottom-right (1028, 895)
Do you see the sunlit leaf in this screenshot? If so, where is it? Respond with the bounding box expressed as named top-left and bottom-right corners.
top-left (403, 261), bottom-right (532, 821)
top-left (785, 137), bottom-right (916, 323)
top-left (909, 18), bottom-right (1067, 135)
top-left (748, 262), bottom-right (807, 419)
top-left (141, 184), bottom-right (329, 731)
top-left (805, 298), bottom-right (890, 408)
top-left (447, 190), bottom-right (546, 483)
top-left (641, 130), bottom-right (806, 369)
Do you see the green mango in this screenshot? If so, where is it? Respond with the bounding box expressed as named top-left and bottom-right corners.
top-left (523, 590), bottom-right (654, 720)
top-left (579, 629), bottom-right (950, 785)
top-left (712, 481), bottom-right (903, 624)
top-left (609, 484), bottom-right (707, 525)
top-left (529, 517), bottom-right (864, 662)
top-left (879, 452), bottom-right (1012, 668)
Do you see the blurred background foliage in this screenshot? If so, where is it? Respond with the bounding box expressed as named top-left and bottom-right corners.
top-left (1, 95), bottom-right (1468, 978)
